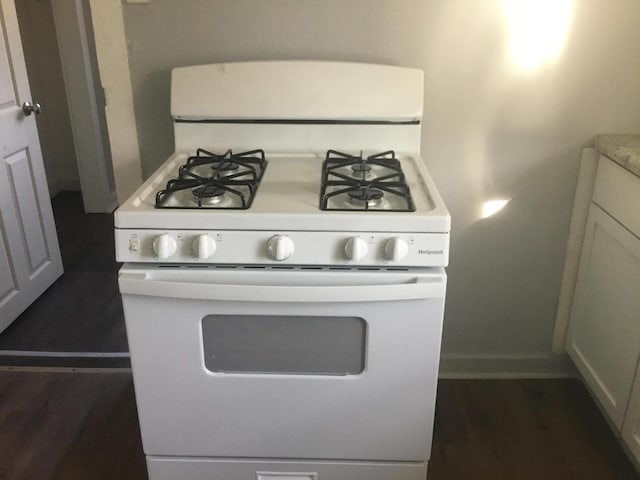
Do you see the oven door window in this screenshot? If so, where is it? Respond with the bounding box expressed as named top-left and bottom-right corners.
top-left (202, 315), bottom-right (366, 375)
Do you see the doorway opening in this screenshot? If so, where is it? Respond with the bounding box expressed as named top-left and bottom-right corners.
top-left (16, 0), bottom-right (117, 214)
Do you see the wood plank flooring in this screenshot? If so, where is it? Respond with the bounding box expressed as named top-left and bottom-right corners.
top-left (0, 192), bottom-right (127, 363)
top-left (0, 373), bottom-right (637, 480)
top-left (0, 371), bottom-right (145, 480)
top-left (431, 380), bottom-right (639, 480)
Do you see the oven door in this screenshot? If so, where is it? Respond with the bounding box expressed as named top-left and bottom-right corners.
top-left (119, 265), bottom-right (446, 462)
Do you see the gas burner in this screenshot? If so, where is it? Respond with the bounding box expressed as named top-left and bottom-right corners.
top-left (213, 161), bottom-right (240, 175)
top-left (155, 149), bottom-right (267, 209)
top-left (185, 148), bottom-right (266, 182)
top-left (320, 150), bottom-right (415, 211)
top-left (348, 187), bottom-right (384, 208)
top-left (350, 162), bottom-right (372, 179)
top-left (192, 185), bottom-right (227, 205)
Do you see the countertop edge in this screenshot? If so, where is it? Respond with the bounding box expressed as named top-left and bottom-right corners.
top-left (595, 134), bottom-right (640, 178)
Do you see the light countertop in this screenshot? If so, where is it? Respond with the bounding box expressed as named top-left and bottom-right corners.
top-left (595, 134), bottom-right (640, 178)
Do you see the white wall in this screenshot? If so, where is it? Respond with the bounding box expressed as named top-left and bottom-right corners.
top-left (122, 0), bottom-right (640, 375)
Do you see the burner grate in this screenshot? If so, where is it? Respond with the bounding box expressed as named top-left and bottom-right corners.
top-left (155, 149), bottom-right (267, 209)
top-left (319, 150), bottom-right (415, 211)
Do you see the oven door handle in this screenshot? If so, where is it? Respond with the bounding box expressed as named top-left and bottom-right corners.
top-left (118, 274), bottom-right (445, 303)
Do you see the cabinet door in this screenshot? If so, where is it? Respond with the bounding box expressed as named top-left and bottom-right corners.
top-left (567, 203), bottom-right (640, 430)
top-left (623, 372), bottom-right (640, 463)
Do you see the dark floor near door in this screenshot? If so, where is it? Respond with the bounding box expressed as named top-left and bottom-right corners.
top-left (0, 373), bottom-right (637, 480)
top-left (0, 191), bottom-right (128, 366)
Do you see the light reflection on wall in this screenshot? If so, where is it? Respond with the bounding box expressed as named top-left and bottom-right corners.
top-left (503, 0), bottom-right (574, 70)
top-left (482, 199), bottom-right (510, 219)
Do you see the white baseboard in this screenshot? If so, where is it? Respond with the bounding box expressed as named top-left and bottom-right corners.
top-left (439, 353), bottom-right (577, 379)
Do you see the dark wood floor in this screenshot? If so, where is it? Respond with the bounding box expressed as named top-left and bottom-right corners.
top-left (0, 373), bottom-right (637, 480)
top-left (0, 371), bottom-right (144, 480)
top-left (0, 192), bottom-right (127, 364)
top-left (431, 380), bottom-right (639, 480)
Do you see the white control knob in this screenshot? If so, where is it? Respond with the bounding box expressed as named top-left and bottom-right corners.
top-left (384, 237), bottom-right (409, 262)
top-left (266, 235), bottom-right (294, 261)
top-left (192, 234), bottom-right (216, 260)
top-left (344, 237), bottom-right (368, 262)
top-left (152, 233), bottom-right (177, 260)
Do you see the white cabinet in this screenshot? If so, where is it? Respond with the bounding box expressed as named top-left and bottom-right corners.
top-left (567, 204), bottom-right (640, 428)
top-left (566, 155), bottom-right (640, 456)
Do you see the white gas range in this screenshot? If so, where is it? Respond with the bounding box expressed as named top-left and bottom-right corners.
top-left (115, 61), bottom-right (450, 480)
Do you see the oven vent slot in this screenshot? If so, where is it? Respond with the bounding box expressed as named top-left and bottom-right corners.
top-left (151, 264), bottom-right (416, 272)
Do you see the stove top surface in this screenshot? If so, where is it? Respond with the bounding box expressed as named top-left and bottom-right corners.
top-left (116, 149), bottom-right (449, 234)
top-left (154, 148), bottom-right (423, 214)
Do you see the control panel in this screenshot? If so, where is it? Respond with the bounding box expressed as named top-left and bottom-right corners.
top-left (116, 229), bottom-right (449, 267)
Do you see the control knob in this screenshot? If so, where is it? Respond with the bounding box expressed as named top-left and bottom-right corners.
top-left (344, 237), bottom-right (368, 262)
top-left (384, 237), bottom-right (409, 262)
top-left (152, 233), bottom-right (177, 260)
top-left (266, 235), bottom-right (294, 261)
top-left (192, 234), bottom-right (216, 260)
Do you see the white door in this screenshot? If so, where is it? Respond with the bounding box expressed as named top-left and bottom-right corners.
top-left (0, 0), bottom-right (63, 331)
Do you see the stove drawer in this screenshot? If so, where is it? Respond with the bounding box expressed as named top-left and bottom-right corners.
top-left (147, 456), bottom-right (427, 480)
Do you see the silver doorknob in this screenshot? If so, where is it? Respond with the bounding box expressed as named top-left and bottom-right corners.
top-left (22, 101), bottom-right (41, 116)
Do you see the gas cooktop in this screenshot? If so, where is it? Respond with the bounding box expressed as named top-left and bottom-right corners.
top-left (116, 149), bottom-right (447, 232)
top-left (115, 148), bottom-right (449, 266)
top-left (154, 148), bottom-right (418, 213)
